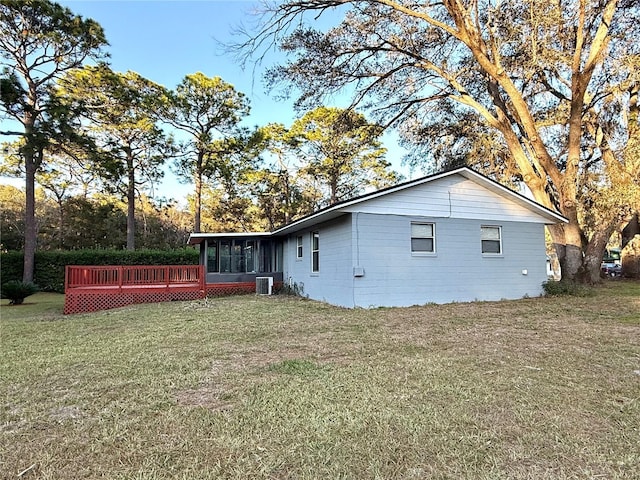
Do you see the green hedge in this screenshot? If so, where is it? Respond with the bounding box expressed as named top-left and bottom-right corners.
top-left (1, 249), bottom-right (199, 293)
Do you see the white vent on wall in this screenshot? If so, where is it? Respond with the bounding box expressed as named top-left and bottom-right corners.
top-left (256, 277), bottom-right (273, 295)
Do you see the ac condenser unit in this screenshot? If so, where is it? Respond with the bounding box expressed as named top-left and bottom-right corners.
top-left (256, 277), bottom-right (273, 295)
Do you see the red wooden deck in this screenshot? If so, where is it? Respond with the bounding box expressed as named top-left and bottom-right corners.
top-left (64, 265), bottom-right (206, 314)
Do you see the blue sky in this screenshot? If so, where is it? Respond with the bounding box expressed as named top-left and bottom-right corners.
top-left (60, 0), bottom-right (300, 201)
top-left (3, 0), bottom-right (409, 201)
top-left (62, 0), bottom-right (296, 126)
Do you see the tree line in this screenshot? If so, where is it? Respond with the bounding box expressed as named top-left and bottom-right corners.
top-left (0, 184), bottom-right (193, 251)
top-left (0, 0), bottom-right (398, 282)
top-left (2, 0), bottom-right (639, 285)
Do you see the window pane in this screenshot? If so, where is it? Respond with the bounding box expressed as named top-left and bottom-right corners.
top-left (259, 241), bottom-right (272, 272)
top-left (482, 239), bottom-right (501, 254)
top-left (232, 243), bottom-right (244, 272)
top-left (312, 232), bottom-right (319, 272)
top-left (245, 241), bottom-right (256, 272)
top-left (411, 238), bottom-right (434, 252)
top-left (219, 241), bottom-right (231, 273)
top-left (296, 236), bottom-right (303, 258)
top-left (412, 223), bottom-right (433, 237)
top-left (481, 227), bottom-right (500, 240)
top-left (411, 223), bottom-right (435, 253)
top-left (206, 241), bottom-right (218, 273)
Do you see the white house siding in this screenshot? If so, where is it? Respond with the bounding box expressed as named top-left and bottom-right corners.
top-left (342, 176), bottom-right (551, 224)
top-left (283, 214), bottom-right (354, 306)
top-left (350, 213), bottom-right (547, 307)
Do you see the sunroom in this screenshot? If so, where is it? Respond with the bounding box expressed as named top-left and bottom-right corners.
top-left (187, 232), bottom-right (284, 295)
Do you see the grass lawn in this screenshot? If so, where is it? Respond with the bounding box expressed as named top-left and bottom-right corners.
top-left (1, 282), bottom-right (639, 479)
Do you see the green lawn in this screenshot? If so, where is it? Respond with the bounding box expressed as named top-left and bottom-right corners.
top-left (1, 283), bottom-right (639, 479)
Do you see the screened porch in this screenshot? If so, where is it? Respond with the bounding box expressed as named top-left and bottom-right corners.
top-left (188, 233), bottom-right (284, 286)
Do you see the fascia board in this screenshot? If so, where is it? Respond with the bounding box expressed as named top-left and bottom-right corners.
top-left (187, 232), bottom-right (273, 245)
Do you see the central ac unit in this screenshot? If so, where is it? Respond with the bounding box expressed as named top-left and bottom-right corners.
top-left (256, 276), bottom-right (273, 295)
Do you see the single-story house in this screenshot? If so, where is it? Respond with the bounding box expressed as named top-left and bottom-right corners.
top-left (188, 167), bottom-right (568, 308)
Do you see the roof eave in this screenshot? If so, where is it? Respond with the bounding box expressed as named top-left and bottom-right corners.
top-left (187, 232), bottom-right (272, 245)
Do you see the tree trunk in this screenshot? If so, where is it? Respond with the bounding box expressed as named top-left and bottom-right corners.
top-left (329, 176), bottom-right (338, 205)
top-left (622, 214), bottom-right (640, 278)
top-left (194, 152), bottom-right (203, 233)
top-left (126, 157), bottom-right (136, 251)
top-left (23, 155), bottom-right (37, 283)
top-left (581, 227), bottom-right (614, 284)
top-left (548, 218), bottom-right (584, 282)
top-left (283, 171), bottom-right (291, 224)
top-left (56, 194), bottom-right (65, 249)
top-left (194, 169), bottom-right (202, 233)
top-left (622, 235), bottom-right (640, 278)
top-left (622, 214), bottom-right (639, 249)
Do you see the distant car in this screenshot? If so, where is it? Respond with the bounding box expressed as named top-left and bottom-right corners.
top-left (601, 248), bottom-right (622, 278)
top-left (601, 262), bottom-right (622, 278)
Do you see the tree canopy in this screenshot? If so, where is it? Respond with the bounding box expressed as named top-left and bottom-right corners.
top-left (158, 73), bottom-right (251, 232)
top-left (0, 0), bottom-right (108, 280)
top-left (289, 106), bottom-right (399, 205)
top-left (2, 0), bottom-right (638, 283)
top-left (57, 64), bottom-right (174, 250)
top-left (240, 0), bottom-right (640, 282)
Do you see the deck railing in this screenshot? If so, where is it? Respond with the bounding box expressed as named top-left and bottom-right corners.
top-left (64, 265), bottom-right (207, 314)
top-left (65, 265), bottom-right (205, 292)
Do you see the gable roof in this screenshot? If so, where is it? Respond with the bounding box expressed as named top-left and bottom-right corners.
top-left (188, 167), bottom-right (567, 244)
top-left (271, 166), bottom-right (567, 236)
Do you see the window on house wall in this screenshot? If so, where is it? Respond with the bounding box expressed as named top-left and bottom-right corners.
top-left (311, 231), bottom-right (319, 272)
top-left (481, 226), bottom-right (502, 254)
top-left (296, 235), bottom-right (303, 259)
top-left (411, 223), bottom-right (435, 253)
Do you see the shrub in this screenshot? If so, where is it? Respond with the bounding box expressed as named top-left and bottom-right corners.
top-left (542, 280), bottom-right (594, 297)
top-left (1, 281), bottom-right (39, 305)
top-left (275, 281), bottom-right (305, 297)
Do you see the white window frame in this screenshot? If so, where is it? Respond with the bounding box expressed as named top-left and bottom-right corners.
top-left (411, 222), bottom-right (436, 255)
top-left (311, 231), bottom-right (319, 273)
top-left (481, 225), bottom-right (502, 255)
top-left (296, 235), bottom-right (303, 259)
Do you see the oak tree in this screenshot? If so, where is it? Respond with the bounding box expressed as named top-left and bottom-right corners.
top-left (241, 0), bottom-right (640, 282)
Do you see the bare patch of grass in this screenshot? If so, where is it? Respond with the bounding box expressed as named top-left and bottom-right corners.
top-left (1, 283), bottom-right (639, 478)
